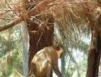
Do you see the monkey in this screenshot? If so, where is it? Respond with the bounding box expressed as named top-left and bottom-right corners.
top-left (29, 46), bottom-right (64, 77)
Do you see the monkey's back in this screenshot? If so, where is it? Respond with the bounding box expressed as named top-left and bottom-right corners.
top-left (31, 46), bottom-right (56, 77)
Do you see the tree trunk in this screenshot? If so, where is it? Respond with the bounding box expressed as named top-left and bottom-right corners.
top-left (86, 5), bottom-right (101, 77)
top-left (87, 30), bottom-right (101, 77)
top-left (27, 14), bottom-right (54, 74)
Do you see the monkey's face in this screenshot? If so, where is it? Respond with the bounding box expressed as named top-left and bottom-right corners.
top-left (56, 48), bottom-right (63, 58)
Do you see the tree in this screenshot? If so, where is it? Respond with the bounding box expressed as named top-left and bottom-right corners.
top-left (0, 0), bottom-right (101, 77)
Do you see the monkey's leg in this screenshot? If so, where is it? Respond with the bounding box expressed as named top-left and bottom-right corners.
top-left (29, 63), bottom-right (36, 77)
top-left (46, 63), bottom-right (52, 77)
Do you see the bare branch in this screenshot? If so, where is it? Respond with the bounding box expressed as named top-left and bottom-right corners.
top-left (0, 0), bottom-right (100, 32)
top-left (29, 0), bottom-right (54, 16)
top-left (0, 0), bottom-right (54, 32)
top-left (0, 18), bottom-right (22, 32)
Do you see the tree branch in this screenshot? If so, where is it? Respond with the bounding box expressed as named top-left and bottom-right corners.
top-left (0, 18), bottom-right (22, 32)
top-left (0, 0), bottom-right (54, 32)
top-left (0, 0), bottom-right (99, 32)
top-left (29, 0), bottom-right (54, 16)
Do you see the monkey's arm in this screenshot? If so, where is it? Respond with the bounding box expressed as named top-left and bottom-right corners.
top-left (52, 57), bottom-right (63, 77)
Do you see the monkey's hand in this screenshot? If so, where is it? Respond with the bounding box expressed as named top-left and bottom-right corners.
top-left (29, 74), bottom-right (35, 77)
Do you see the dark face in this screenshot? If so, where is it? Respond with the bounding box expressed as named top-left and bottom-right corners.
top-left (56, 47), bottom-right (63, 58)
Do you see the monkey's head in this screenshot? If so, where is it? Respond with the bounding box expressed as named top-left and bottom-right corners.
top-left (53, 38), bottom-right (64, 58)
top-left (56, 47), bottom-right (63, 58)
top-left (53, 44), bottom-right (63, 58)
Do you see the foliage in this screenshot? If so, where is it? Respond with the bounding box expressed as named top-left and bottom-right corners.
top-left (0, 26), bottom-right (23, 77)
top-left (0, 0), bottom-right (100, 77)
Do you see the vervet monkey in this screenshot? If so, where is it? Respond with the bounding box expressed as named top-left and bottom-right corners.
top-left (29, 46), bottom-right (63, 77)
